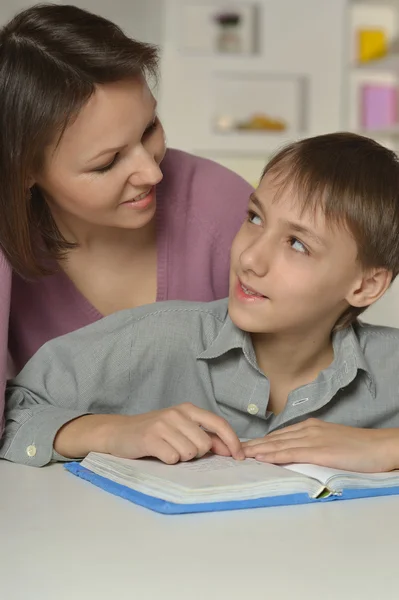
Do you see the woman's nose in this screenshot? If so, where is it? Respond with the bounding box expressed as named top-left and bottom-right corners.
top-left (128, 148), bottom-right (163, 187)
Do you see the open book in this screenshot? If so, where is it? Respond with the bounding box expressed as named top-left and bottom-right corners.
top-left (65, 453), bottom-right (399, 514)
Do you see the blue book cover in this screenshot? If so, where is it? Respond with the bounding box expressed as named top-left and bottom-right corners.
top-left (64, 459), bottom-right (399, 515)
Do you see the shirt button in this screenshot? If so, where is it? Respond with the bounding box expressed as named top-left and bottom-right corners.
top-left (247, 403), bottom-right (259, 415)
top-left (26, 445), bottom-right (37, 458)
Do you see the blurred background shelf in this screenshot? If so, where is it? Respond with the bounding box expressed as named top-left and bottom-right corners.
top-left (352, 54), bottom-right (399, 72)
top-left (1, 0), bottom-right (399, 327)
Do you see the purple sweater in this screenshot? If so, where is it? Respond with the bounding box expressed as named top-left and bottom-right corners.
top-left (0, 149), bottom-right (252, 433)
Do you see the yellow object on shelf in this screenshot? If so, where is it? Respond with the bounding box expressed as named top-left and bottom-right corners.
top-left (358, 29), bottom-right (387, 63)
top-left (236, 113), bottom-right (287, 132)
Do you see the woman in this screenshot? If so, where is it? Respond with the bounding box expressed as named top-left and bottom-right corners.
top-left (0, 4), bottom-right (252, 432)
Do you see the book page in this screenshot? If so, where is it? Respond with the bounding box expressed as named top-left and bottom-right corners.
top-left (284, 463), bottom-right (399, 487)
top-left (284, 463), bottom-right (348, 485)
top-left (87, 453), bottom-right (301, 489)
top-left (82, 453), bottom-right (327, 502)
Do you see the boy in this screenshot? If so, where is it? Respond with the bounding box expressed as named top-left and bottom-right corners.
top-left (2, 132), bottom-right (399, 473)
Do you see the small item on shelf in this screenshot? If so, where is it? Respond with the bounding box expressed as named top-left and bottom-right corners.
top-left (361, 84), bottom-right (398, 131)
top-left (358, 28), bottom-right (387, 63)
top-left (214, 114), bottom-right (237, 132)
top-left (236, 113), bottom-right (287, 132)
top-left (215, 113), bottom-right (287, 134)
top-left (214, 11), bottom-right (242, 53)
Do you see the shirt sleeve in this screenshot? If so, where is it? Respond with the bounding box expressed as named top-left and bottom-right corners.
top-left (0, 311), bottom-right (136, 467)
top-left (0, 250), bottom-right (12, 438)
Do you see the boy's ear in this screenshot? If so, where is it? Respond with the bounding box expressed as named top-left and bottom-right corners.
top-left (346, 268), bottom-right (392, 309)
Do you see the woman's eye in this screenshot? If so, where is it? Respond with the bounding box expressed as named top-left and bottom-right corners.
top-left (142, 117), bottom-right (159, 140)
top-left (94, 153), bottom-right (119, 174)
top-left (247, 211), bottom-right (262, 226)
top-left (290, 237), bottom-right (308, 254)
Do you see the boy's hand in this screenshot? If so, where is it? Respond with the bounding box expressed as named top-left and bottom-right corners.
top-left (99, 403), bottom-right (244, 464)
top-left (242, 419), bottom-right (399, 473)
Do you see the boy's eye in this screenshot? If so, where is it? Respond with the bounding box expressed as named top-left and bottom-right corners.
top-left (94, 153), bottom-right (119, 174)
top-left (247, 210), bottom-right (262, 226)
top-left (290, 237), bottom-right (308, 254)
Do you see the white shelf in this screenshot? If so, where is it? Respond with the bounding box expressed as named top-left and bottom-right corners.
top-left (351, 0), bottom-right (399, 4)
top-left (352, 54), bottom-right (399, 72)
top-left (357, 126), bottom-right (399, 136)
top-left (192, 130), bottom-right (303, 156)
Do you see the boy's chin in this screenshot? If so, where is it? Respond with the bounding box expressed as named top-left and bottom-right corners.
top-left (228, 302), bottom-right (274, 334)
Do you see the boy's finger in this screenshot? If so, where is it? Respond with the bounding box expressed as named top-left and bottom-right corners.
top-left (161, 428), bottom-right (204, 462)
top-left (150, 439), bottom-right (182, 465)
top-left (209, 434), bottom-right (231, 457)
top-left (242, 437), bottom-right (264, 447)
top-left (254, 446), bottom-right (335, 467)
top-left (244, 432), bottom-right (309, 454)
top-left (184, 405), bottom-right (244, 460)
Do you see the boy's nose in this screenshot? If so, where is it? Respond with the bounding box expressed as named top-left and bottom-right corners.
top-left (239, 236), bottom-right (271, 278)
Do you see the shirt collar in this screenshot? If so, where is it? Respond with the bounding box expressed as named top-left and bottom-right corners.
top-left (198, 314), bottom-right (375, 396)
top-left (197, 314), bottom-right (261, 369)
top-left (330, 324), bottom-right (375, 397)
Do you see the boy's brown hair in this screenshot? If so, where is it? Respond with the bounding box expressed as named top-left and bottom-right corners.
top-left (0, 4), bottom-right (158, 278)
top-left (262, 132), bottom-right (399, 330)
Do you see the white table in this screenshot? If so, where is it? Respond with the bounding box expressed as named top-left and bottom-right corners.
top-left (1, 460), bottom-right (398, 600)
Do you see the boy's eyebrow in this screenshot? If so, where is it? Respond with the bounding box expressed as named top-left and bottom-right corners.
top-left (286, 221), bottom-right (326, 247)
top-left (249, 191), bottom-right (326, 246)
top-left (249, 192), bottom-right (264, 212)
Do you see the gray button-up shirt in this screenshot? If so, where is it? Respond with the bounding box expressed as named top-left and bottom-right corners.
top-left (2, 298), bottom-right (399, 467)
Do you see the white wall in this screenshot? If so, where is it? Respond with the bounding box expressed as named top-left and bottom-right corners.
top-left (364, 279), bottom-right (399, 328)
top-left (159, 0), bottom-right (347, 156)
top-left (0, 1), bottom-right (164, 45)
top-left (0, 1), bottom-right (39, 24)
top-left (70, 0), bottom-right (164, 45)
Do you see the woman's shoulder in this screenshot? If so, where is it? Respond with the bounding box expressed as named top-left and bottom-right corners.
top-left (159, 149), bottom-right (253, 225)
top-left (0, 247), bottom-right (12, 273)
top-left (0, 248), bottom-right (12, 292)
top-left (160, 148), bottom-right (253, 201)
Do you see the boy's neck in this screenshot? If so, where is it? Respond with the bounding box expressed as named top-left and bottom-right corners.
top-left (251, 326), bottom-right (335, 415)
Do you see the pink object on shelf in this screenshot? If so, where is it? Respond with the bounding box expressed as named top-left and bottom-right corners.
top-left (361, 84), bottom-right (398, 130)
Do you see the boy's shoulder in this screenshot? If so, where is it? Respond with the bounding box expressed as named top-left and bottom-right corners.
top-left (355, 319), bottom-right (399, 341)
top-left (343, 321), bottom-right (399, 389)
top-left (93, 298), bottom-right (231, 360)
top-left (47, 298), bottom-right (230, 351)
top-left (354, 319), bottom-right (399, 360)
top-left (120, 298), bottom-right (229, 329)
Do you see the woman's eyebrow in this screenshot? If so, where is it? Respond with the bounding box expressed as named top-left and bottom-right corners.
top-left (86, 102), bottom-right (158, 163)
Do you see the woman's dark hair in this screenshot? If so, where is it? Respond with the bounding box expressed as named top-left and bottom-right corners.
top-left (0, 3), bottom-right (158, 277)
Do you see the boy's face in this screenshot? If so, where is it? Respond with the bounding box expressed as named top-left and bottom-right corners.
top-left (228, 173), bottom-right (364, 335)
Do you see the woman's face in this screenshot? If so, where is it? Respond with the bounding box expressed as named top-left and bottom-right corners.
top-left (34, 78), bottom-right (166, 238)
